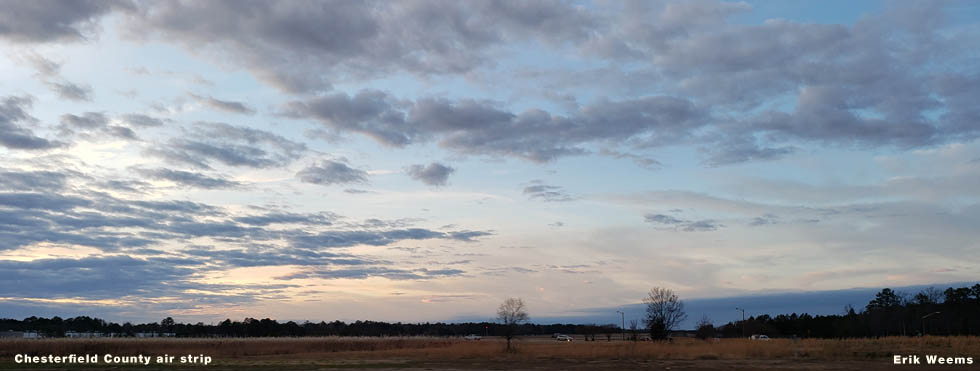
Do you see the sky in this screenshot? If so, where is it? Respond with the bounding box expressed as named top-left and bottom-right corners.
top-left (0, 0), bottom-right (979, 326)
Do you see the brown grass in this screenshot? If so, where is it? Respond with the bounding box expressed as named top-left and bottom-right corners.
top-left (2, 336), bottom-right (978, 362)
top-left (0, 337), bottom-right (453, 358)
top-left (373, 336), bottom-right (980, 362)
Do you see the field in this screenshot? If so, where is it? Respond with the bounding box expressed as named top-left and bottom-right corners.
top-left (1, 335), bottom-right (978, 370)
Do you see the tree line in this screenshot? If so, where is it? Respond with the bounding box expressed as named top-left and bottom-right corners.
top-left (2, 283), bottom-right (976, 339)
top-left (0, 316), bottom-right (619, 338)
top-left (709, 284), bottom-right (980, 338)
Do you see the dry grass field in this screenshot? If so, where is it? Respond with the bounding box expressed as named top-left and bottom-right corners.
top-left (1, 336), bottom-right (977, 370)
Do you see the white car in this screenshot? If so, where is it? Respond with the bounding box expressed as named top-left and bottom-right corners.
top-left (750, 334), bottom-right (771, 341)
top-left (555, 334), bottom-right (573, 341)
top-left (464, 334), bottom-right (481, 340)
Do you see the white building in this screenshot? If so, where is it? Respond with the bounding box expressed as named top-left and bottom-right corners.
top-left (65, 331), bottom-right (103, 338)
top-left (135, 332), bottom-right (176, 338)
top-left (0, 331), bottom-right (42, 339)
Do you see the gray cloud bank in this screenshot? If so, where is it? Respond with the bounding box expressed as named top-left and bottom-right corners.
top-left (127, 1), bottom-right (980, 165)
top-left (0, 166), bottom-right (492, 311)
top-left (1, 2), bottom-right (977, 166)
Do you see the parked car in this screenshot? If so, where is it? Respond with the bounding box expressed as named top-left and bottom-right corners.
top-left (750, 334), bottom-right (771, 341)
top-left (464, 334), bottom-right (481, 340)
top-left (555, 334), bottom-right (573, 341)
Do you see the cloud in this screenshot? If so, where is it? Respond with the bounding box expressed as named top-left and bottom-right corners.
top-left (122, 1), bottom-right (593, 93)
top-left (0, 181), bottom-right (492, 267)
top-left (147, 122), bottom-right (305, 169)
top-left (599, 149), bottom-right (662, 169)
top-left (596, 3), bottom-right (978, 159)
top-left (278, 266), bottom-right (465, 281)
top-left (280, 90), bottom-right (413, 145)
top-left (276, 2), bottom-right (980, 166)
top-left (0, 96), bottom-right (62, 150)
top-left (288, 227), bottom-right (490, 250)
top-left (0, 254), bottom-right (296, 312)
top-left (180, 246), bottom-right (367, 268)
top-left (701, 135), bottom-right (796, 167)
top-left (523, 181), bottom-right (573, 202)
top-left (23, 53), bottom-right (61, 77)
top-left (59, 112), bottom-right (161, 141)
top-left (0, 0), bottom-right (125, 43)
top-left (285, 91), bottom-right (706, 162)
top-left (190, 94), bottom-right (256, 115)
top-left (22, 53), bottom-right (95, 103)
top-left (121, 113), bottom-right (166, 127)
top-left (643, 214), bottom-right (685, 225)
top-left (59, 112), bottom-right (108, 130)
top-left (44, 80), bottom-right (93, 101)
top-left (93, 179), bottom-right (151, 194)
top-left (643, 213), bottom-right (723, 232)
top-left (134, 168), bottom-right (244, 189)
top-left (7, 2), bottom-right (978, 168)
top-left (0, 255), bottom-right (201, 299)
top-left (232, 212), bottom-right (337, 227)
top-left (0, 169), bottom-right (69, 191)
top-left (681, 219), bottom-right (723, 232)
top-left (0, 191), bottom-right (224, 252)
top-left (198, 122), bottom-right (304, 153)
top-left (446, 230), bottom-right (493, 242)
top-left (350, 218), bottom-right (422, 229)
top-left (260, 2), bottom-right (979, 166)
top-left (289, 229), bottom-right (437, 249)
top-left (750, 214), bottom-right (779, 226)
top-left (296, 160), bottom-right (369, 186)
top-left (406, 162), bottom-right (455, 186)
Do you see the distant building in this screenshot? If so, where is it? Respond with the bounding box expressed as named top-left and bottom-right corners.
top-left (1, 331), bottom-right (42, 339)
top-left (65, 331), bottom-right (103, 338)
top-left (135, 332), bottom-right (176, 338)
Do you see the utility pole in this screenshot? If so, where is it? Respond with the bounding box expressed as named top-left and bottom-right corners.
top-left (616, 310), bottom-right (625, 341)
top-left (735, 307), bottom-right (746, 338)
top-left (922, 312), bottom-right (940, 336)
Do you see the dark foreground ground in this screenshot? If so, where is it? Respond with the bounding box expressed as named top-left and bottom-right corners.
top-left (2, 336), bottom-right (977, 370)
top-left (1, 358), bottom-right (975, 371)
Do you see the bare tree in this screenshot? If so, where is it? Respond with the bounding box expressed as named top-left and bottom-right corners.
top-left (695, 314), bottom-right (714, 340)
top-left (496, 297), bottom-right (528, 351)
top-left (643, 287), bottom-right (687, 340)
top-left (914, 287), bottom-right (944, 305)
top-left (628, 319), bottom-right (638, 341)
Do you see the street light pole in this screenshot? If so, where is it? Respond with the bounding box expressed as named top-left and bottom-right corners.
top-left (735, 307), bottom-right (746, 338)
top-left (616, 310), bottom-right (625, 341)
top-left (922, 312), bottom-right (940, 336)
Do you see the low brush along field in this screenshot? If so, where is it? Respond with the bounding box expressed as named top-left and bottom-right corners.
top-left (1, 335), bottom-right (978, 370)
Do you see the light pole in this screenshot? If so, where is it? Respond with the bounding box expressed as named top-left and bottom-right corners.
top-left (735, 307), bottom-right (746, 338)
top-left (922, 312), bottom-right (940, 336)
top-left (616, 310), bottom-right (625, 341)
